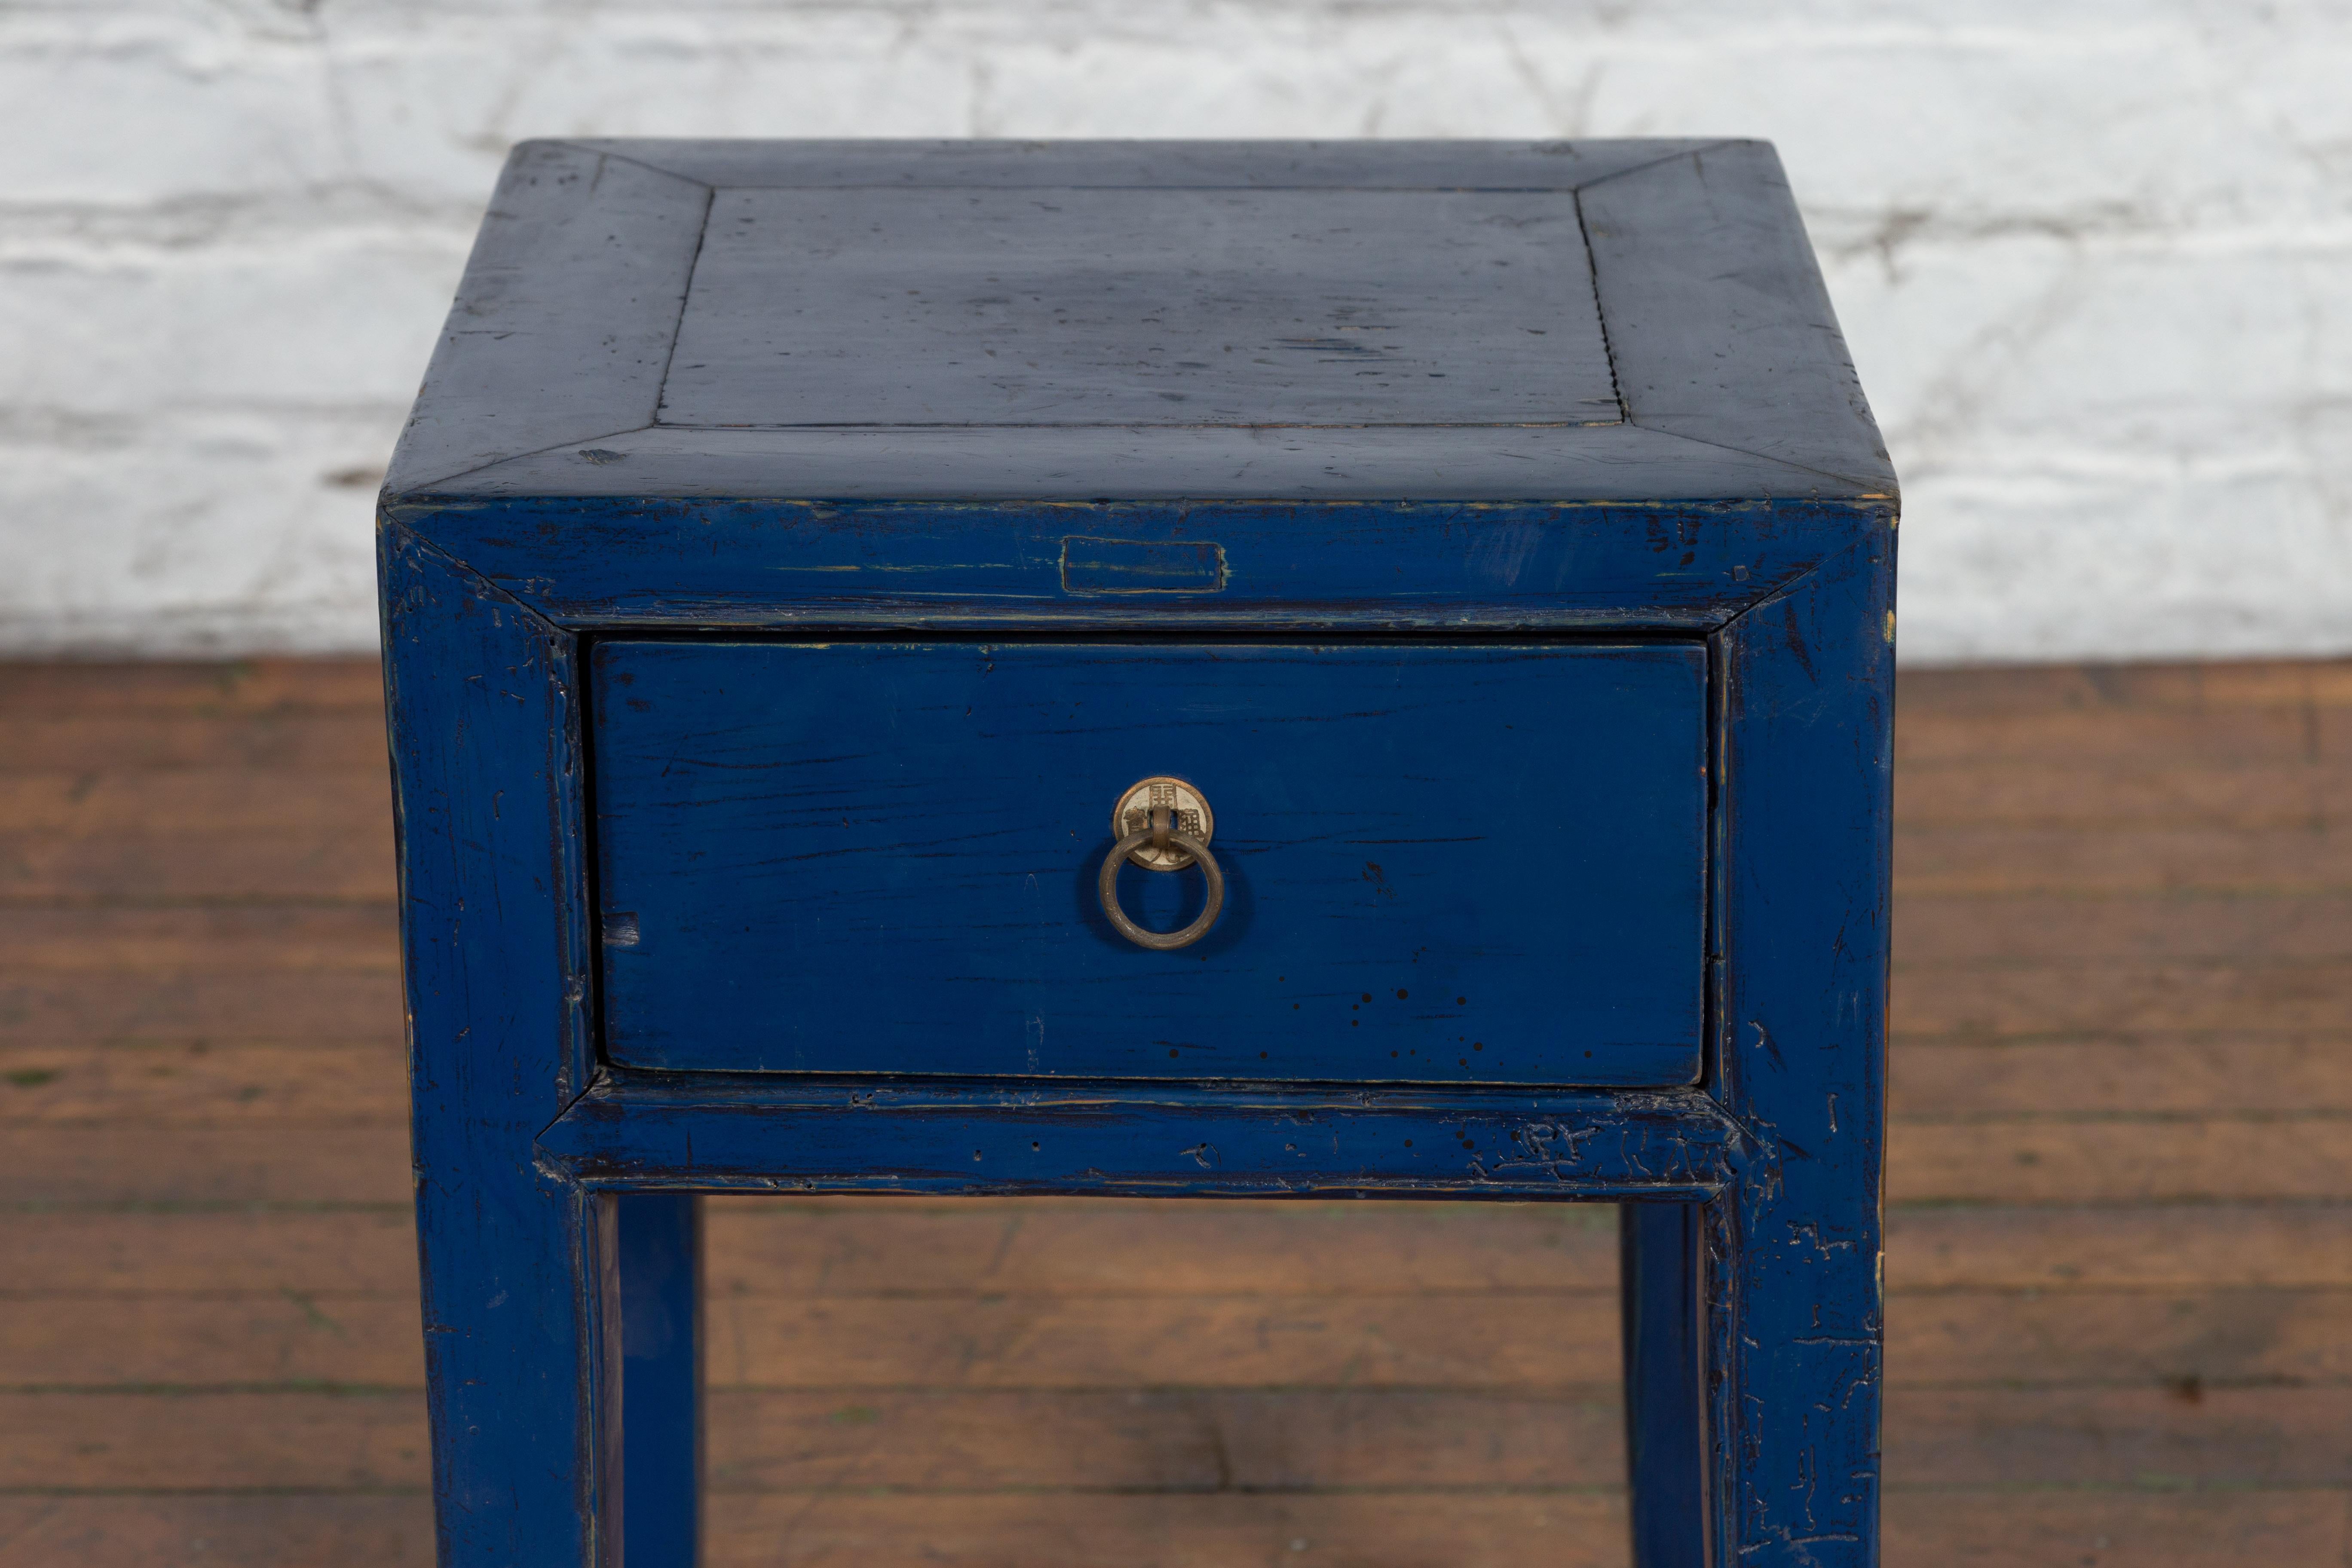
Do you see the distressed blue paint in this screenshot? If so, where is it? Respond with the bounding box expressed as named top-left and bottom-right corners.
top-left (381, 527), bottom-right (618, 1567)
top-left (1623, 1201), bottom-right (1707, 1568)
top-left (385, 495), bottom-right (1871, 634)
top-left (384, 138), bottom-right (1893, 1568)
top-left (538, 1074), bottom-right (1750, 1198)
top-left (619, 1193), bottom-right (701, 1568)
top-left (592, 640), bottom-right (1707, 1086)
top-left (1706, 536), bottom-right (1893, 1565)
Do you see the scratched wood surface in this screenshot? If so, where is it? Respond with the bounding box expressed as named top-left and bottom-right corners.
top-left (2, 656), bottom-right (2348, 1565)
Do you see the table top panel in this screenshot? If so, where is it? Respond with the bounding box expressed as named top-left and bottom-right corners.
top-left (659, 187), bottom-right (1618, 430)
top-left (386, 138), bottom-right (1896, 505)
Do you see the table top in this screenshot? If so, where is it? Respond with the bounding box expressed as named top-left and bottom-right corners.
top-left (386, 139), bottom-right (1893, 505)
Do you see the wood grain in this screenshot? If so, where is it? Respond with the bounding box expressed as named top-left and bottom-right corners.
top-left (1892, 894), bottom-right (2352, 963)
top-left (0, 1043), bottom-right (408, 1124)
top-left (1884, 1385), bottom-right (2352, 1487)
top-left (1896, 827), bottom-right (2352, 895)
top-left (1883, 1491), bottom-right (2349, 1568)
top-left (699, 1388), bottom-right (1631, 1491)
top-left (710, 1287), bottom-right (2352, 1393)
top-left (1896, 761), bottom-right (2345, 828)
top-left (1890, 958), bottom-right (2352, 1034)
top-left (1890, 1289), bottom-right (2352, 1386)
top-left (1891, 1036), bottom-right (2352, 1115)
top-left (1, 1490), bottom-right (2334, 1568)
top-left (1890, 1118), bottom-right (2352, 1203)
top-left (1897, 659), bottom-right (2352, 713)
top-left (1886, 1205), bottom-right (2352, 1289)
top-left (0, 768), bottom-right (391, 833)
top-left (0, 1296), bottom-right (426, 1387)
top-left (0, 715), bottom-right (386, 773)
top-left (699, 1493), bottom-right (1638, 1568)
top-left (3, 1128), bottom-right (412, 1204)
top-left (704, 1490), bottom-right (2343, 1568)
top-left (0, 830), bottom-right (395, 901)
top-left (0, 1391), bottom-right (430, 1489)
top-left (1, 1210), bottom-right (421, 1294)
top-left (0, 903), bottom-right (398, 970)
top-left (0, 1498), bottom-right (439, 1568)
top-left (702, 1200), bottom-right (1622, 1296)
top-left (28, 1284), bottom-right (2348, 1394)
top-left (0, 975), bottom-right (405, 1042)
top-left (701, 1295), bottom-right (1621, 1388)
top-left (16, 1384), bottom-right (2352, 1495)
top-left (1891, 707), bottom-right (2333, 766)
top-left (0, 659), bottom-right (385, 715)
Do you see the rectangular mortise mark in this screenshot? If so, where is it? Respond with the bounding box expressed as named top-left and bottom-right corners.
top-left (1060, 536), bottom-right (1226, 595)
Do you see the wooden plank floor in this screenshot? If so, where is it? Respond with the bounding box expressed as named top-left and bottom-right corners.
top-left (2, 657), bottom-right (2348, 1566)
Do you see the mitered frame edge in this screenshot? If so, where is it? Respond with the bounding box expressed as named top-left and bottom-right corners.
top-left (386, 138), bottom-right (1894, 501)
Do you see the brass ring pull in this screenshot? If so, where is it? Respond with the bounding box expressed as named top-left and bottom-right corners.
top-left (1099, 827), bottom-right (1225, 950)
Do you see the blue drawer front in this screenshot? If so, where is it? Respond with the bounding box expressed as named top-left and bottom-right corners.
top-left (592, 641), bottom-right (1707, 1087)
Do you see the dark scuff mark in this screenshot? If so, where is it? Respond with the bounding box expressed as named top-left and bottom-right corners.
top-left (1779, 601), bottom-right (1819, 684)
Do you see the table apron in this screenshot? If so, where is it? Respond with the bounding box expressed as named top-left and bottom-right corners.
top-left (534, 1075), bottom-right (1753, 1200)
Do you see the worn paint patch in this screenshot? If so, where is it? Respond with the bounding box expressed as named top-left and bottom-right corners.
top-left (1060, 536), bottom-right (1227, 595)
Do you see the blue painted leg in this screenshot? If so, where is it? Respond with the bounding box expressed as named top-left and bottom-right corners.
top-left (1622, 1201), bottom-right (1706, 1568)
top-left (620, 1193), bottom-right (703, 1568)
top-left (1705, 1173), bottom-right (1883, 1566)
top-left (1704, 535), bottom-right (1890, 1563)
top-left (386, 534), bottom-right (623, 1567)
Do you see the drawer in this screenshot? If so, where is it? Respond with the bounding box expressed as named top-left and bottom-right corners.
top-left (591, 640), bottom-right (1707, 1087)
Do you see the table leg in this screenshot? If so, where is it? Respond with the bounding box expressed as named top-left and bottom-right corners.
top-left (1706, 1178), bottom-right (1884, 1566)
top-left (620, 1193), bottom-right (703, 1568)
top-left (1622, 1200), bottom-right (1706, 1568)
top-left (389, 533), bottom-right (623, 1566)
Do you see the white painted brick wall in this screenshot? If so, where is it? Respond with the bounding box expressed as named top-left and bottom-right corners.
top-left (4, 0), bottom-right (2349, 662)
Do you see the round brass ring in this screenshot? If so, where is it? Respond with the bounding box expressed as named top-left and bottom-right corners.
top-left (1098, 829), bottom-right (1225, 950)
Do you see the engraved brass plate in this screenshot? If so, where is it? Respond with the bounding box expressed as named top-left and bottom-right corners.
top-left (1110, 776), bottom-right (1214, 872)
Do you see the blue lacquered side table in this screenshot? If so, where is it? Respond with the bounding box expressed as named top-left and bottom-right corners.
top-left (382, 138), bottom-right (1895, 1567)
